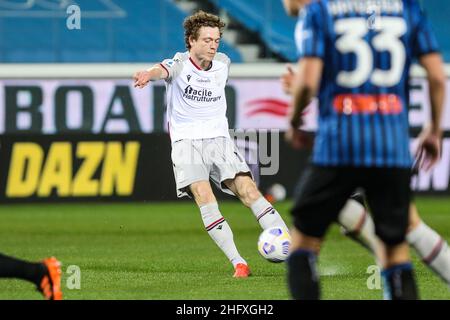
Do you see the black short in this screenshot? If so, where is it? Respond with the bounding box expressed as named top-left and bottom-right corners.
top-left (291, 165), bottom-right (411, 245)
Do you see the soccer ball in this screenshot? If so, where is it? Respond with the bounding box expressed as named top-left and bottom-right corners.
top-left (257, 226), bottom-right (291, 263)
top-left (265, 183), bottom-right (286, 202)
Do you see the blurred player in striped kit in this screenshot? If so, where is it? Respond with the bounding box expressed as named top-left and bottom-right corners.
top-left (282, 0), bottom-right (450, 292)
top-left (283, 0), bottom-right (446, 299)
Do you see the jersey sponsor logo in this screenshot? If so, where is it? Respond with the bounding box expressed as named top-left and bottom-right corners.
top-left (5, 141), bottom-right (140, 198)
top-left (333, 94), bottom-right (402, 115)
top-left (196, 77), bottom-right (211, 83)
top-left (182, 85), bottom-right (222, 103)
top-left (183, 85), bottom-right (212, 96)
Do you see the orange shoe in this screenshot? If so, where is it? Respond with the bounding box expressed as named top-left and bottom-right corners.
top-left (233, 263), bottom-right (251, 278)
top-left (39, 257), bottom-right (63, 300)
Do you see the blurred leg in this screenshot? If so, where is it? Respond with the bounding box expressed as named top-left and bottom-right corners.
top-left (407, 203), bottom-right (450, 286)
top-left (287, 228), bottom-right (321, 300)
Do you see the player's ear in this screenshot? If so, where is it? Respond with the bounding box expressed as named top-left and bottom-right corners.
top-left (189, 35), bottom-right (196, 47)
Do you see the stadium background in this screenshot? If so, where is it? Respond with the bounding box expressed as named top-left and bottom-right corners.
top-left (0, 0), bottom-right (449, 300)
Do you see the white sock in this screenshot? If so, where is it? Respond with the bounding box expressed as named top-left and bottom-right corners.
top-left (338, 199), bottom-right (384, 266)
top-left (250, 197), bottom-right (289, 231)
top-left (200, 203), bottom-right (246, 268)
top-left (407, 222), bottom-right (450, 286)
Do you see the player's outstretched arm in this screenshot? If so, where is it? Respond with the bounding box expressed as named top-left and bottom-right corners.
top-left (420, 53), bottom-right (445, 134)
top-left (289, 57), bottom-right (322, 129)
top-left (133, 64), bottom-right (168, 89)
top-left (285, 57), bottom-right (322, 149)
top-left (416, 53), bottom-right (446, 170)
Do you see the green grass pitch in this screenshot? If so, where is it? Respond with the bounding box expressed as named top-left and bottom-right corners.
top-left (0, 197), bottom-right (449, 300)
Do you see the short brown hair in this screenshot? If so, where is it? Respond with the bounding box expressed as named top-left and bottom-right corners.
top-left (183, 11), bottom-right (226, 50)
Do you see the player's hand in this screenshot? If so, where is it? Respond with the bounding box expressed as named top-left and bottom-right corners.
top-left (285, 126), bottom-right (314, 150)
top-left (414, 126), bottom-right (442, 171)
top-left (280, 64), bottom-right (295, 95)
top-left (133, 70), bottom-right (151, 89)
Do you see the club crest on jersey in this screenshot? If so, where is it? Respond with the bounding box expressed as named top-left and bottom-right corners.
top-left (187, 75), bottom-right (191, 82)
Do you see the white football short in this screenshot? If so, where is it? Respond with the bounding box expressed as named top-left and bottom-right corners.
top-left (171, 137), bottom-right (252, 198)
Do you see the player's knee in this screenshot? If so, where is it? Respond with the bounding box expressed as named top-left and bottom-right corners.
top-left (190, 184), bottom-right (215, 205)
top-left (239, 182), bottom-right (262, 207)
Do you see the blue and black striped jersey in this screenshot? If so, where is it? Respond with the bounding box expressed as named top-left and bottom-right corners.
top-left (296, 0), bottom-right (439, 168)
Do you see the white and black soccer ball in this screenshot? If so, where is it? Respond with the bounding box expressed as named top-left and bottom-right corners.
top-left (257, 226), bottom-right (291, 263)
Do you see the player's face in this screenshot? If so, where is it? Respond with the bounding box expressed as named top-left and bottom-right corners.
top-left (190, 26), bottom-right (221, 61)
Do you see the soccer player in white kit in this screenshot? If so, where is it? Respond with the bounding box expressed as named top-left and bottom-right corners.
top-left (133, 11), bottom-right (289, 277)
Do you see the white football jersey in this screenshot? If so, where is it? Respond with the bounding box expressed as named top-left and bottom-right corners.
top-left (160, 51), bottom-right (231, 142)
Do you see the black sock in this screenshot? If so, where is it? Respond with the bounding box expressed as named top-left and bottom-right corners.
top-left (286, 249), bottom-right (320, 300)
top-left (0, 253), bottom-right (46, 286)
top-left (382, 263), bottom-right (419, 300)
